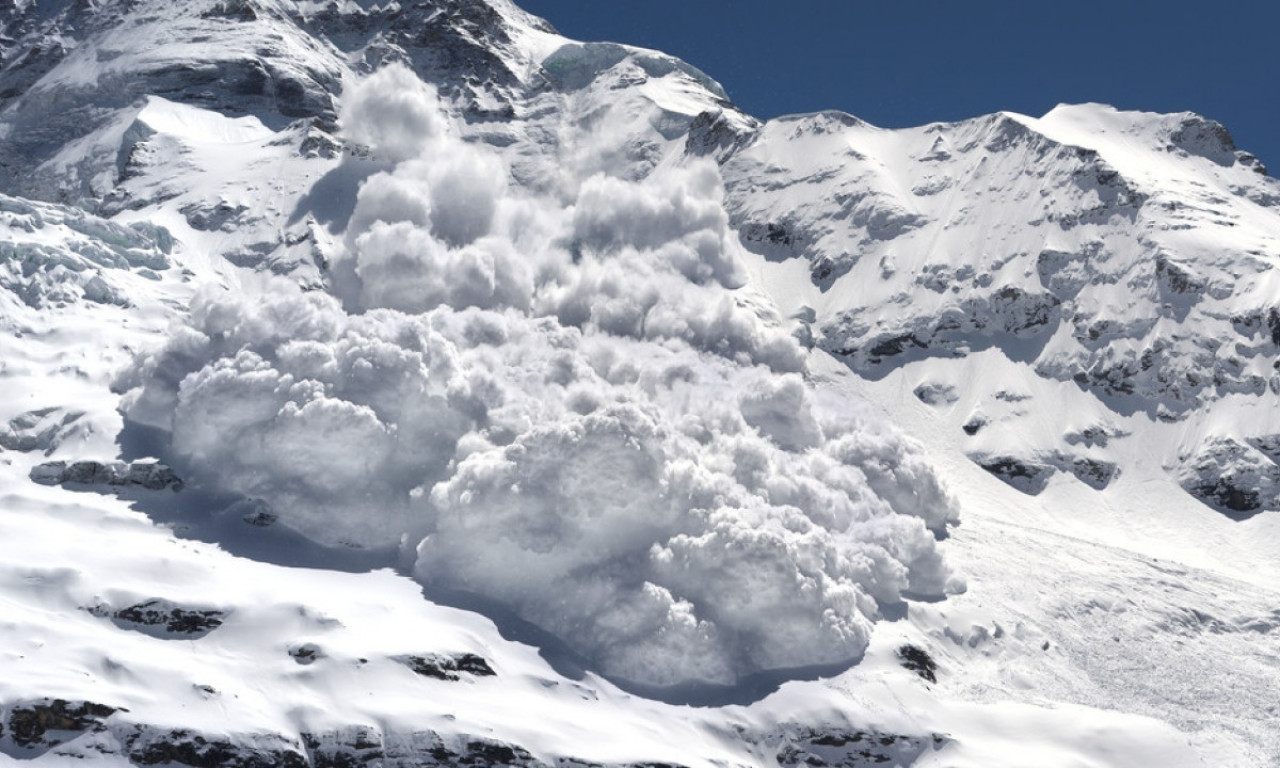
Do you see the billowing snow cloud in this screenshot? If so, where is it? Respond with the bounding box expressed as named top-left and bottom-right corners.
top-left (121, 64), bottom-right (960, 689)
top-left (338, 64), bottom-right (447, 162)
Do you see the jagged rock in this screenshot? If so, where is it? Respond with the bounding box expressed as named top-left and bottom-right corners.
top-left (974, 455), bottom-right (1056, 494)
top-left (1246, 434), bottom-right (1280, 464)
top-left (181, 201), bottom-right (253, 232)
top-left (302, 727), bottom-right (385, 768)
top-left (1167, 115), bottom-right (1252, 168)
top-left (972, 451), bottom-right (1119, 494)
top-left (91, 599), bottom-right (227, 638)
top-left (896, 645), bottom-right (938, 683)
top-left (397, 653), bottom-right (497, 681)
top-left (1155, 253), bottom-right (1206, 296)
top-left (123, 726), bottom-right (309, 768)
top-left (825, 286), bottom-right (1060, 369)
top-left (6, 698), bottom-right (117, 748)
top-left (1064, 424), bottom-right (1128, 448)
top-left (1177, 437), bottom-right (1280, 515)
top-left (29, 459), bottom-right (183, 491)
top-left (774, 725), bottom-right (944, 767)
top-left (686, 110), bottom-right (758, 160)
top-left (1071, 457), bottom-right (1121, 490)
top-left (381, 731), bottom-right (544, 768)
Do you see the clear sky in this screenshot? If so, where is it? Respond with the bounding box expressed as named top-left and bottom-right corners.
top-left (517, 1), bottom-right (1280, 171)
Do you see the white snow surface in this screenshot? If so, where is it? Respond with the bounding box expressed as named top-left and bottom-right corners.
top-left (0, 0), bottom-right (1278, 766)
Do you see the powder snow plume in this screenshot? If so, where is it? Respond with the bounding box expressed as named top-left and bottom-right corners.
top-left (120, 64), bottom-right (960, 689)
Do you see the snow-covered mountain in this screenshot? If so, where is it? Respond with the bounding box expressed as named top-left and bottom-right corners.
top-left (2, 1), bottom-right (1279, 766)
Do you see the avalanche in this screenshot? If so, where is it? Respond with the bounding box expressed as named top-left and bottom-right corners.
top-left (1, 0), bottom-right (1279, 766)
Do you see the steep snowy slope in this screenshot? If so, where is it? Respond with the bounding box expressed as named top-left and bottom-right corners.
top-left (0, 0), bottom-right (1278, 766)
top-left (726, 103), bottom-right (1280, 511)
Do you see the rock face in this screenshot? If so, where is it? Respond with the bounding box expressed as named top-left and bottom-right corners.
top-left (720, 107), bottom-right (1280, 419)
top-left (1177, 438), bottom-right (1280, 516)
top-left (30, 459), bottom-right (183, 491)
top-left (971, 451), bottom-right (1120, 495)
top-left (5, 699), bottom-right (118, 750)
top-left (0, 703), bottom-right (941, 768)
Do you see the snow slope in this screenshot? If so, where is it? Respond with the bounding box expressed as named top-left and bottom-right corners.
top-left (1, 0), bottom-right (1278, 765)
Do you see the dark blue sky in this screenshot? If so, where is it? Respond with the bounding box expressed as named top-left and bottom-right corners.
top-left (518, 1), bottom-right (1279, 171)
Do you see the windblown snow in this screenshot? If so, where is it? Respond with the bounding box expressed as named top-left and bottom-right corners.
top-left (2, 0), bottom-right (1280, 766)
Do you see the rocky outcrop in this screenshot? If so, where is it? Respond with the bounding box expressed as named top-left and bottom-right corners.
top-left (824, 286), bottom-right (1062, 369)
top-left (123, 726), bottom-right (309, 768)
top-left (397, 653), bottom-right (497, 681)
top-left (88, 599), bottom-right (227, 638)
top-left (896, 644), bottom-right (939, 683)
top-left (972, 451), bottom-right (1119, 494)
top-left (5, 698), bottom-right (118, 750)
top-left (1, 703), bottom-right (950, 768)
top-left (774, 726), bottom-right (945, 768)
top-left (0, 407), bottom-right (85, 453)
top-left (30, 459), bottom-right (183, 491)
top-left (1177, 437), bottom-right (1280, 515)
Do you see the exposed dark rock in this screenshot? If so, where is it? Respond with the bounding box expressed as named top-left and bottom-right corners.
top-left (913, 382), bottom-right (958, 406)
top-left (741, 221), bottom-right (798, 249)
top-left (201, 0), bottom-right (260, 22)
top-left (1192, 480), bottom-right (1259, 513)
top-left (961, 416), bottom-right (986, 436)
top-left (1247, 434), bottom-right (1280, 464)
top-left (896, 644), bottom-right (938, 683)
top-left (7, 698), bottom-right (117, 748)
top-left (1064, 425), bottom-right (1127, 448)
top-left (685, 109), bottom-right (756, 159)
top-left (775, 725), bottom-right (944, 767)
top-left (181, 201), bottom-right (252, 232)
top-left (107, 599), bottom-right (226, 637)
top-left (975, 455), bottom-right (1055, 495)
top-left (1035, 247), bottom-right (1091, 299)
top-left (973, 450), bottom-right (1119, 494)
top-left (379, 732), bottom-right (546, 768)
top-left (823, 285), bottom-right (1059, 371)
top-left (867, 333), bottom-right (926, 360)
top-left (289, 643), bottom-right (323, 665)
top-left (1070, 458), bottom-right (1121, 490)
top-left (1178, 437), bottom-right (1280, 516)
top-left (1168, 115), bottom-right (1247, 168)
top-left (1155, 253), bottom-right (1205, 296)
top-left (397, 653), bottom-right (497, 681)
top-left (303, 727), bottom-right (385, 768)
top-left (29, 459), bottom-right (183, 491)
top-left (124, 726), bottom-right (309, 768)
top-left (979, 286), bottom-right (1061, 336)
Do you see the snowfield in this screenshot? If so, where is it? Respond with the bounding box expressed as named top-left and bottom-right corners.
top-left (1, 0), bottom-right (1278, 765)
